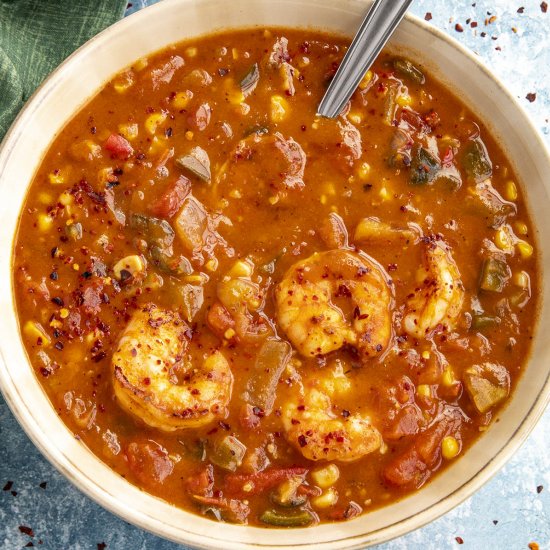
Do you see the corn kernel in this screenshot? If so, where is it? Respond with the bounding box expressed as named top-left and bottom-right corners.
top-left (311, 464), bottom-right (340, 488)
top-left (185, 131), bottom-right (194, 141)
top-left (513, 270), bottom-right (530, 289)
top-left (118, 123), bottom-right (139, 141)
top-left (133, 57), bottom-right (148, 72)
top-left (49, 318), bottom-right (62, 329)
top-left (228, 259), bottom-right (253, 279)
top-left (148, 136), bottom-right (167, 155)
top-left (359, 70), bottom-right (373, 90)
top-left (441, 436), bottom-right (460, 459)
top-left (113, 255), bottom-right (146, 280)
top-left (312, 487), bottom-right (339, 508)
top-left (37, 213), bottom-right (53, 232)
top-left (185, 46), bottom-right (198, 58)
top-left (173, 90), bottom-right (193, 110)
top-left (441, 366), bottom-right (456, 387)
top-left (421, 350), bottom-right (430, 360)
top-left (113, 71), bottom-right (135, 94)
top-left (59, 308), bottom-right (70, 319)
top-left (494, 226), bottom-right (513, 252)
top-left (417, 384), bottom-right (431, 398)
top-left (516, 240), bottom-right (533, 259)
top-left (24, 321), bottom-right (51, 346)
top-left (322, 182), bottom-right (336, 196)
top-left (58, 192), bottom-right (73, 206)
top-left (205, 258), bottom-right (218, 272)
top-left (38, 192), bottom-right (53, 204)
top-left (514, 221), bottom-right (528, 235)
top-left (357, 162), bottom-right (371, 180)
top-left (183, 274), bottom-right (205, 284)
top-left (229, 189), bottom-right (242, 199)
top-left (348, 111), bottom-right (362, 124)
top-left (48, 170), bottom-right (65, 185)
top-left (396, 93), bottom-right (413, 107)
top-left (379, 187), bottom-right (391, 201)
top-left (268, 195), bottom-right (279, 205)
top-left (145, 112), bottom-right (167, 135)
top-left (72, 263), bottom-right (79, 271)
top-left (320, 194), bottom-right (327, 205)
top-left (505, 180), bottom-right (518, 201)
top-left (231, 47), bottom-right (239, 60)
top-left (224, 328), bottom-right (236, 340)
top-left (270, 95), bottom-right (288, 122)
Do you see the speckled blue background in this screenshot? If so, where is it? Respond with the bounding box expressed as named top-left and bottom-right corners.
top-left (1, 1), bottom-right (549, 548)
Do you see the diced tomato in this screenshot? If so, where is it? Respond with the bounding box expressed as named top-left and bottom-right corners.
top-left (383, 404), bottom-right (422, 440)
top-left (382, 447), bottom-right (428, 488)
top-left (150, 176), bottom-right (191, 218)
top-left (104, 134), bottom-right (134, 160)
top-left (224, 466), bottom-right (308, 498)
top-left (192, 495), bottom-right (250, 523)
top-left (382, 407), bottom-right (463, 488)
top-left (185, 464), bottom-right (214, 497)
top-left (328, 501), bottom-right (363, 521)
top-left (206, 301), bottom-right (235, 340)
top-left (125, 441), bottom-right (174, 485)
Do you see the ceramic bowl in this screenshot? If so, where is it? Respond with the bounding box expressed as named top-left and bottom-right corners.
top-left (0, 0), bottom-right (549, 548)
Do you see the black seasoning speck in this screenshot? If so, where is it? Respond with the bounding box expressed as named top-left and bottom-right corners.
top-left (2, 481), bottom-right (13, 491)
top-left (39, 482), bottom-right (47, 489)
top-left (526, 92), bottom-right (537, 102)
top-left (49, 271), bottom-right (58, 281)
top-left (541, 2), bottom-right (548, 13)
top-left (537, 484), bottom-right (543, 493)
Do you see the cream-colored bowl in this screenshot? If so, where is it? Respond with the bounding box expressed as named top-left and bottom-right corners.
top-left (1, 0), bottom-right (549, 548)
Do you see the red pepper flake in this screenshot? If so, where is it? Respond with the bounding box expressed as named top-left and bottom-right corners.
top-left (2, 480), bottom-right (13, 491)
top-left (19, 525), bottom-right (35, 537)
top-left (455, 536), bottom-right (464, 545)
top-left (536, 484), bottom-right (543, 493)
top-left (455, 23), bottom-right (464, 32)
top-left (471, 21), bottom-right (478, 27)
top-left (424, 12), bottom-right (432, 21)
top-left (97, 544), bottom-right (107, 550)
top-left (517, 6), bottom-right (525, 13)
top-left (526, 92), bottom-right (537, 102)
top-left (24, 543), bottom-right (34, 548)
top-left (541, 2), bottom-right (548, 13)
top-left (298, 434), bottom-right (308, 447)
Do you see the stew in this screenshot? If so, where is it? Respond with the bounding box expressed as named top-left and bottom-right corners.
top-left (13, 28), bottom-right (539, 526)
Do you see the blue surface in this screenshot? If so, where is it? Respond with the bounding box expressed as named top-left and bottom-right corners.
top-left (1, 1), bottom-right (549, 548)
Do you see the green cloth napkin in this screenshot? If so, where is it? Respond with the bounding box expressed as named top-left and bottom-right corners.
top-left (0, 0), bottom-right (128, 140)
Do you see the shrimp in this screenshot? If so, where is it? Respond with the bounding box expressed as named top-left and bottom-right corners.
top-left (275, 249), bottom-right (393, 359)
top-left (282, 374), bottom-right (381, 462)
top-left (403, 239), bottom-right (465, 338)
top-left (112, 304), bottom-right (233, 431)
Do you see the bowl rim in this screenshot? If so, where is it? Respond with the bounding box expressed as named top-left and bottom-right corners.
top-left (1, 0), bottom-right (549, 548)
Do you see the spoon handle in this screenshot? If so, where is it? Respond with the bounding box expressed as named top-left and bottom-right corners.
top-left (317, 0), bottom-right (414, 118)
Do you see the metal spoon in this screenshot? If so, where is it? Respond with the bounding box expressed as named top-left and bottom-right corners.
top-left (317, 0), bottom-right (414, 118)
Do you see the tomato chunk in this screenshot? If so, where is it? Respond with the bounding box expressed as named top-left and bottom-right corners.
top-left (224, 466), bottom-right (308, 498)
top-left (104, 134), bottom-right (134, 160)
top-left (125, 442), bottom-right (174, 485)
top-left (150, 176), bottom-right (191, 218)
